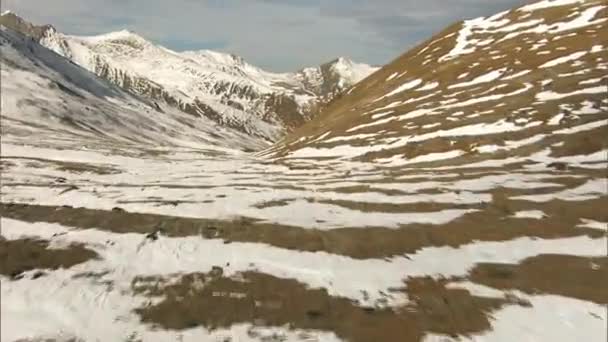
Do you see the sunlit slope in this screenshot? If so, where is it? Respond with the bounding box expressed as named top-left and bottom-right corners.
top-left (266, 0), bottom-right (607, 169)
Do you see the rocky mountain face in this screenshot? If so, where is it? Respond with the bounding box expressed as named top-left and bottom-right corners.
top-left (0, 25), bottom-right (268, 152)
top-left (0, 11), bottom-right (53, 40)
top-left (0, 12), bottom-right (378, 141)
top-left (296, 57), bottom-right (378, 98)
top-left (266, 0), bottom-right (607, 167)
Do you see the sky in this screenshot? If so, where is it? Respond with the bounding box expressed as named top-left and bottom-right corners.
top-left (3, 0), bottom-right (527, 71)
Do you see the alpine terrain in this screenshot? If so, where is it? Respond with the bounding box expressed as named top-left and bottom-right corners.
top-left (0, 11), bottom-right (378, 142)
top-left (1, 1), bottom-right (607, 342)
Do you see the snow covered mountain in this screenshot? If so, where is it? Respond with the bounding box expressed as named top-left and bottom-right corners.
top-left (0, 12), bottom-right (378, 141)
top-left (2, 1), bottom-right (608, 342)
top-left (266, 0), bottom-right (607, 168)
top-left (296, 57), bottom-right (378, 98)
top-left (0, 25), bottom-right (268, 152)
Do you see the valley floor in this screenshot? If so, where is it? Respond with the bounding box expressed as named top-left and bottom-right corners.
top-left (1, 133), bottom-right (606, 342)
top-left (1, 0), bottom-right (607, 340)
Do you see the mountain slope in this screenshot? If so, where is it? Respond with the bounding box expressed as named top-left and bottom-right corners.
top-left (0, 25), bottom-right (267, 152)
top-left (0, 10), bottom-right (53, 40)
top-left (0, 12), bottom-right (379, 141)
top-left (2, 1), bottom-right (608, 341)
top-left (266, 0), bottom-right (607, 168)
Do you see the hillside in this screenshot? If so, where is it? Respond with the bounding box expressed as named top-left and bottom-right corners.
top-left (266, 0), bottom-right (607, 168)
top-left (0, 12), bottom-right (378, 141)
top-left (1, 1), bottom-right (607, 342)
top-left (0, 26), bottom-right (266, 151)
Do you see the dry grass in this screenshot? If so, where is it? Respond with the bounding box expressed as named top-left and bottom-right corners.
top-left (0, 236), bottom-right (98, 279)
top-left (132, 270), bottom-right (515, 342)
top-left (2, 193), bottom-right (605, 259)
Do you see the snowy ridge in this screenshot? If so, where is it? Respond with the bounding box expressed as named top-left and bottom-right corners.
top-left (53, 30), bottom-right (377, 140)
top-left (0, 26), bottom-right (266, 151)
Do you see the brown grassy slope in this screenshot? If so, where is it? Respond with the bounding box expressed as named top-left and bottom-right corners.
top-left (267, 0), bottom-right (608, 161)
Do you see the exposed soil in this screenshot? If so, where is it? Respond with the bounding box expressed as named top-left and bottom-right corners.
top-left (0, 236), bottom-right (98, 279)
top-left (133, 270), bottom-right (515, 342)
top-left (550, 125), bottom-right (608, 158)
top-left (13, 339), bottom-right (83, 342)
top-left (131, 253), bottom-right (608, 340)
top-left (252, 199), bottom-right (294, 209)
top-left (0, 159), bottom-right (17, 171)
top-left (1, 194), bottom-right (605, 260)
top-left (1, 156), bottom-right (122, 175)
top-left (469, 254), bottom-right (608, 304)
top-left (314, 198), bottom-right (481, 213)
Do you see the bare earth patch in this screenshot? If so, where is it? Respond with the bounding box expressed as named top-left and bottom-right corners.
top-left (0, 236), bottom-right (98, 279)
top-left (468, 254), bottom-right (608, 304)
top-left (1, 156), bottom-right (122, 175)
top-left (132, 270), bottom-right (518, 342)
top-left (1, 198), bottom-right (605, 259)
top-left (130, 254), bottom-right (608, 341)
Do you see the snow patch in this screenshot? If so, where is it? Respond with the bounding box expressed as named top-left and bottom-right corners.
top-left (512, 210), bottom-right (546, 219)
top-left (539, 51), bottom-right (587, 68)
top-left (518, 0), bottom-right (584, 12)
top-left (376, 79), bottom-right (422, 100)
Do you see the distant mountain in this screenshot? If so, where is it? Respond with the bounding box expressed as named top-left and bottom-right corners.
top-left (0, 25), bottom-right (268, 152)
top-left (296, 56), bottom-right (379, 98)
top-left (265, 0), bottom-right (607, 169)
top-left (0, 12), bottom-right (379, 141)
top-left (2, 2), bottom-right (607, 341)
top-left (0, 10), bottom-right (53, 40)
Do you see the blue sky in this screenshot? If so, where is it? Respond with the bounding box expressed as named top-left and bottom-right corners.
top-left (3, 0), bottom-right (526, 71)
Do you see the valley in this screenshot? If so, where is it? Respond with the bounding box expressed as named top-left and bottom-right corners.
top-left (1, 0), bottom-right (607, 341)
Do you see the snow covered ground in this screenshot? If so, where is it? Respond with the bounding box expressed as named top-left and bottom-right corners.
top-left (2, 128), bottom-right (606, 341)
top-left (1, 0), bottom-right (607, 341)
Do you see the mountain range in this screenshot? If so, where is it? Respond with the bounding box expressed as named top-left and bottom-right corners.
top-left (0, 11), bottom-right (378, 142)
top-left (1, 1), bottom-right (607, 341)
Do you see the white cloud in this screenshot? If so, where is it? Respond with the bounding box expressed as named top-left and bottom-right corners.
top-left (2, 0), bottom-right (524, 71)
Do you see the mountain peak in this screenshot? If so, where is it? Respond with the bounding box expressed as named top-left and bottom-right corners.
top-left (332, 56), bottom-right (353, 65)
top-left (1, 12), bottom-right (378, 141)
top-left (113, 29), bottom-right (137, 35)
top-left (1, 10), bottom-right (29, 22)
top-left (74, 29), bottom-right (153, 51)
top-left (82, 29), bottom-right (145, 42)
top-left (330, 56), bottom-right (348, 64)
top-left (0, 10), bottom-right (56, 40)
top-left (180, 49), bottom-right (251, 69)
